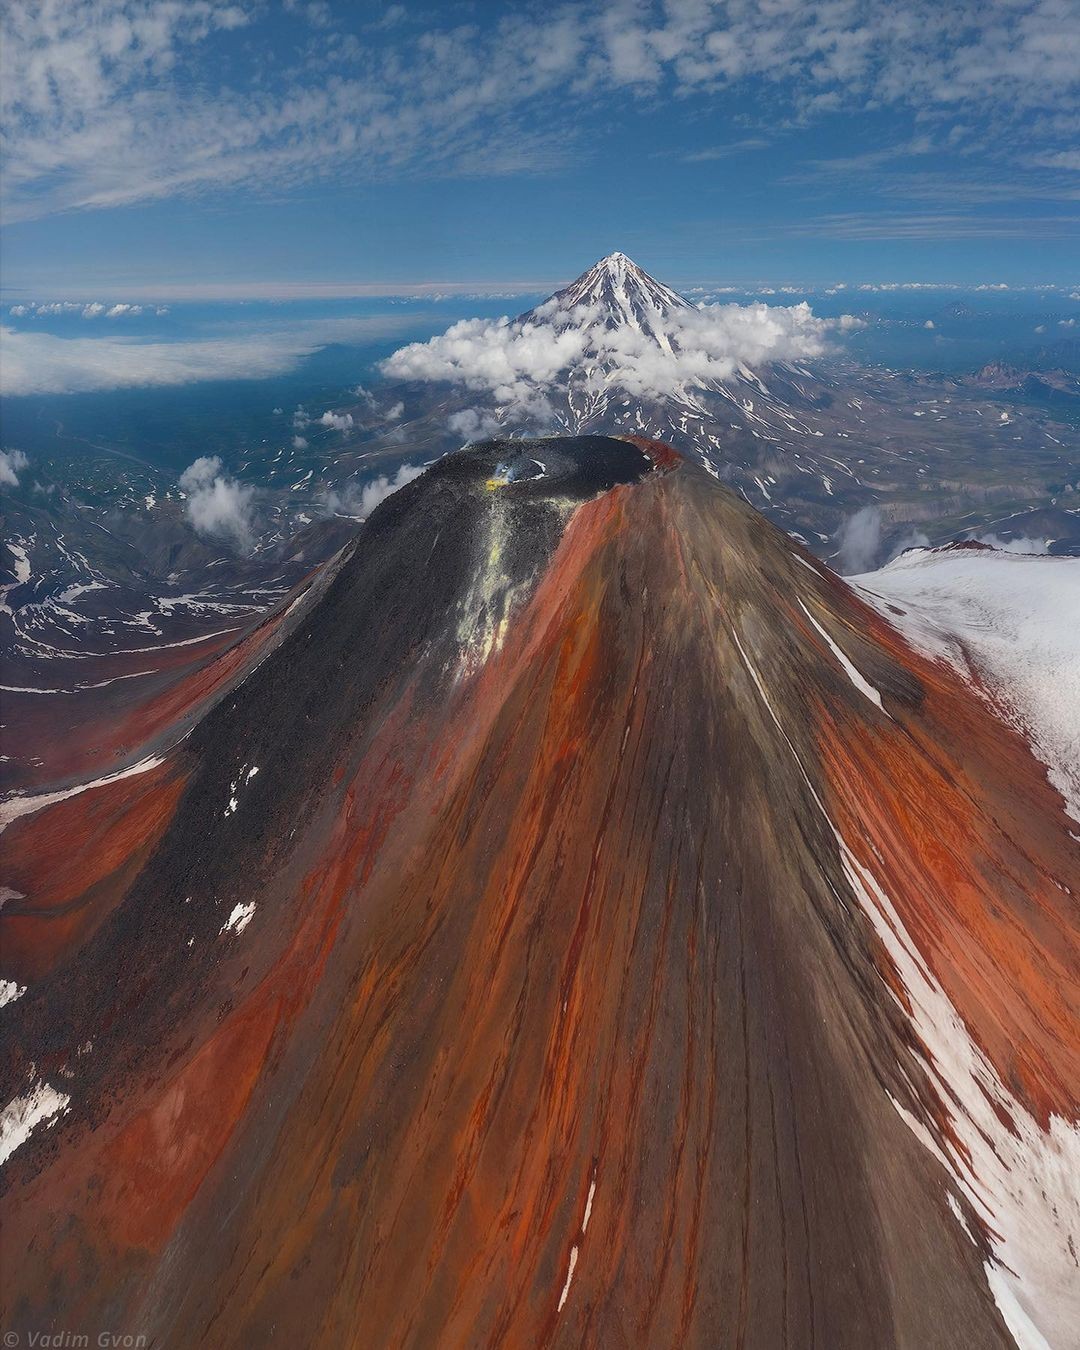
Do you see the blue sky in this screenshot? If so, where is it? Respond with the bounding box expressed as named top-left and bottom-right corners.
top-left (2, 0), bottom-right (1080, 296)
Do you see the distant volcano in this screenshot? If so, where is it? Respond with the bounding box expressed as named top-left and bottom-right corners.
top-left (2, 436), bottom-right (1076, 1348)
top-left (379, 254), bottom-right (862, 540)
top-left (520, 250), bottom-right (694, 341)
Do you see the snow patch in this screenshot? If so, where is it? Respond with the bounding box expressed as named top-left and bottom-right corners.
top-left (835, 833), bottom-right (1080, 1350)
top-left (220, 901), bottom-right (256, 936)
top-left (0, 979), bottom-right (26, 1007)
top-left (0, 1080), bottom-right (71, 1167)
top-left (854, 550), bottom-right (1080, 821)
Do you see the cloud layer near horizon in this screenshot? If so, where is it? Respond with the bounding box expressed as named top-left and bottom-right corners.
top-left (381, 299), bottom-right (860, 405)
top-left (0, 315), bottom-right (418, 396)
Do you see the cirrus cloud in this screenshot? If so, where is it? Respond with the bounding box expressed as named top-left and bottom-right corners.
top-left (2, 1), bottom-right (1079, 223)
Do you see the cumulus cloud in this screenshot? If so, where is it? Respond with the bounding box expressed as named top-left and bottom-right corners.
top-left (447, 408), bottom-right (506, 441)
top-left (835, 505), bottom-right (884, 574)
top-left (7, 300), bottom-right (147, 319)
top-left (923, 319), bottom-right (935, 329)
top-left (319, 411), bottom-right (354, 432)
top-left (382, 299), bottom-right (858, 408)
top-left (320, 464), bottom-right (424, 519)
top-left (0, 448), bottom-right (30, 487)
top-left (385, 401), bottom-right (404, 420)
top-left (969, 533), bottom-right (1051, 554)
top-left (178, 456), bottom-right (223, 491)
top-left (179, 456), bottom-right (256, 550)
top-left (292, 435), bottom-right (309, 450)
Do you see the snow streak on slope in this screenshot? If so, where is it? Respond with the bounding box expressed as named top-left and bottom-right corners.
top-left (833, 832), bottom-right (1079, 1350)
top-left (854, 546), bottom-right (1080, 823)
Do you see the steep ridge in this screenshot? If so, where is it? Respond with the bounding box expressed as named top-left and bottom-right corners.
top-left (1, 436), bottom-right (1077, 1349)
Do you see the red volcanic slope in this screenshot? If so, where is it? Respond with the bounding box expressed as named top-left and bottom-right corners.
top-left (1, 436), bottom-right (1077, 1349)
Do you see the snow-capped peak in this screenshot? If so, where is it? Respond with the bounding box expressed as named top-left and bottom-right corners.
top-left (522, 252), bottom-right (692, 343)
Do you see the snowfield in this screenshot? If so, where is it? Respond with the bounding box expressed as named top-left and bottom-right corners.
top-left (854, 547), bottom-right (1080, 824)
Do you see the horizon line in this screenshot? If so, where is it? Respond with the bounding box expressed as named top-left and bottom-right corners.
top-left (1, 278), bottom-right (1077, 304)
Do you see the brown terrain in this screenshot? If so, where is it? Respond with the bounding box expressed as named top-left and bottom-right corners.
top-left (1, 436), bottom-right (1077, 1348)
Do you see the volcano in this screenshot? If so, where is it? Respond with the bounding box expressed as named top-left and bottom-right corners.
top-left (435, 252), bottom-right (844, 461)
top-left (1, 436), bottom-right (1078, 1348)
top-left (378, 256), bottom-right (892, 549)
top-left (524, 250), bottom-right (694, 342)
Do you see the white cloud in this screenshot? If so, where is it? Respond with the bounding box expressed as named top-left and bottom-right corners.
top-left (835, 505), bottom-right (884, 573)
top-left (320, 463), bottom-right (423, 519)
top-left (6, 299), bottom-right (147, 319)
top-left (0, 448), bottom-right (30, 487)
top-left (292, 435), bottom-right (308, 450)
top-left (178, 456), bottom-right (223, 491)
top-left (385, 401), bottom-right (404, 420)
top-left (179, 456), bottom-right (256, 551)
top-left (1032, 150), bottom-right (1080, 171)
top-left (923, 319), bottom-right (935, 328)
top-left (447, 407), bottom-right (505, 441)
top-left (382, 299), bottom-right (858, 406)
top-left (0, 325), bottom-right (308, 395)
top-left (0, 315), bottom-right (416, 395)
top-left (319, 411), bottom-right (354, 432)
top-left (2, 1), bottom-right (1078, 223)
top-left (970, 534), bottom-right (1051, 554)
